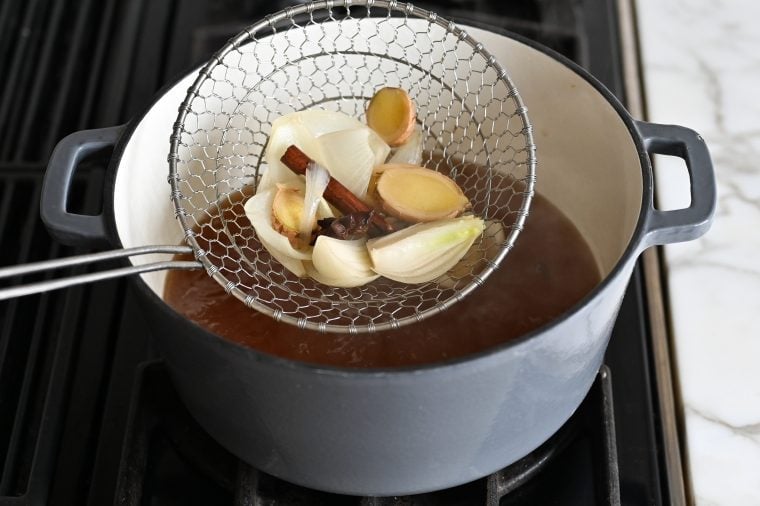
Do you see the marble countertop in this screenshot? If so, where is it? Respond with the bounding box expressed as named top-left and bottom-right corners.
top-left (635, 0), bottom-right (760, 504)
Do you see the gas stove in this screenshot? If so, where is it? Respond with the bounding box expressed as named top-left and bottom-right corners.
top-left (0, 0), bottom-right (681, 504)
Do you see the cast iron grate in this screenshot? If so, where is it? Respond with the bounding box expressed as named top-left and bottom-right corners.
top-left (114, 362), bottom-right (620, 506)
top-left (0, 0), bottom-right (190, 500)
top-left (0, 161), bottom-right (127, 506)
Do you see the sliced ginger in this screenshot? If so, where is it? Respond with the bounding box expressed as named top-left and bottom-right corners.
top-left (272, 185), bottom-right (310, 241)
top-left (366, 87), bottom-right (416, 147)
top-left (376, 164), bottom-right (470, 222)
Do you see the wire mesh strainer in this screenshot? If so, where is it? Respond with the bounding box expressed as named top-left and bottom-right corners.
top-left (169, 0), bottom-right (536, 333)
top-left (0, 0), bottom-right (535, 334)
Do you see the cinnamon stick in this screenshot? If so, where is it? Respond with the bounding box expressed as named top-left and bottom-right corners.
top-left (280, 145), bottom-right (395, 235)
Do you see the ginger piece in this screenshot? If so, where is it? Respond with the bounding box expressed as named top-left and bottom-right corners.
top-left (366, 87), bottom-right (416, 147)
top-left (376, 164), bottom-right (470, 223)
top-left (272, 185), bottom-right (310, 242)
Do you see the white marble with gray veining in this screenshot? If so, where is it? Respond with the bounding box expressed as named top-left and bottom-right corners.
top-left (636, 0), bottom-right (760, 504)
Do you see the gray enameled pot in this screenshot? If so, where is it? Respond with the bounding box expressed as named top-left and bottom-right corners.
top-left (41, 23), bottom-right (716, 495)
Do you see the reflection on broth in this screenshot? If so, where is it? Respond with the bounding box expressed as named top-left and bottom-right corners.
top-left (164, 187), bottom-right (601, 368)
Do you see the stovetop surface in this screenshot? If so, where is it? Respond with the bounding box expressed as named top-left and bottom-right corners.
top-left (0, 1), bottom-right (669, 504)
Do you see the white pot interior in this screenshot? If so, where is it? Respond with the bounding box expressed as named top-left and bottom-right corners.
top-left (114, 22), bottom-right (642, 299)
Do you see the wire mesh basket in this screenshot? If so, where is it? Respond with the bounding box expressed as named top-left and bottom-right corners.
top-left (168, 0), bottom-right (536, 333)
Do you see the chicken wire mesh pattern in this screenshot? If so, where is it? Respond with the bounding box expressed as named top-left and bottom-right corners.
top-left (168, 0), bottom-right (536, 334)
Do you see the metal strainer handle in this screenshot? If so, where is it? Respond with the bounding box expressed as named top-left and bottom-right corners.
top-left (0, 245), bottom-right (199, 300)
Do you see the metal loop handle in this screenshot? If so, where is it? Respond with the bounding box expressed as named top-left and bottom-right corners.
top-left (0, 245), bottom-right (199, 300)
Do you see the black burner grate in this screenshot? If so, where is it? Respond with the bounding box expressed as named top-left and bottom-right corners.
top-left (0, 161), bottom-right (123, 505)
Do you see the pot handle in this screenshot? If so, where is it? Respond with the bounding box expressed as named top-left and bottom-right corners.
top-left (41, 125), bottom-right (124, 248)
top-left (636, 121), bottom-right (716, 248)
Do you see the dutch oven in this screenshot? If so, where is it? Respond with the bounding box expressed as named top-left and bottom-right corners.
top-left (40, 20), bottom-right (715, 495)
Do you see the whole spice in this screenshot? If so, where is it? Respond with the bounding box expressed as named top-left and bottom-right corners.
top-left (280, 145), bottom-right (395, 236)
top-left (317, 212), bottom-right (374, 241)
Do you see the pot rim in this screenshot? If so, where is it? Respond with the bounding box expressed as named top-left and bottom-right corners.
top-left (105, 21), bottom-right (652, 377)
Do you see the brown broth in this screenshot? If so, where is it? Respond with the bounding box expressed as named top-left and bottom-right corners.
top-left (163, 191), bottom-right (602, 368)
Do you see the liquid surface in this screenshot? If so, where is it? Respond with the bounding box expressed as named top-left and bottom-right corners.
top-left (164, 192), bottom-right (602, 368)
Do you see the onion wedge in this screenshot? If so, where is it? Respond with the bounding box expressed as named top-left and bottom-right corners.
top-left (261, 110), bottom-right (389, 197)
top-left (438, 220), bottom-right (506, 288)
top-left (387, 126), bottom-right (423, 165)
top-left (261, 117), bottom-right (319, 191)
top-left (299, 162), bottom-right (331, 243)
top-left (309, 236), bottom-right (379, 288)
top-left (318, 128), bottom-right (389, 199)
top-left (259, 236), bottom-right (307, 278)
top-left (367, 216), bottom-right (485, 284)
top-left (245, 184), bottom-right (337, 277)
